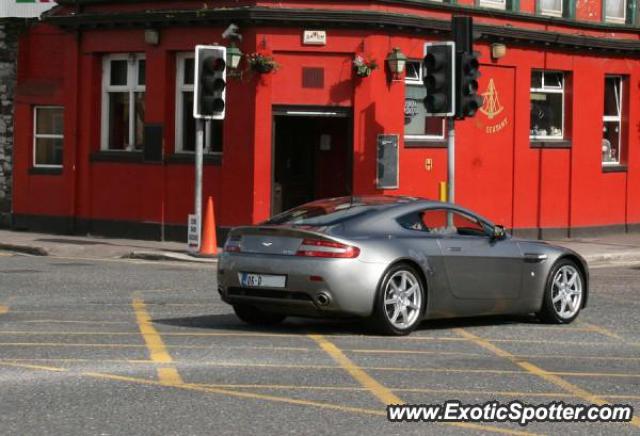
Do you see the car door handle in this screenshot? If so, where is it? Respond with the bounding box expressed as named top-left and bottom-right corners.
top-left (523, 253), bottom-right (548, 262)
top-left (448, 246), bottom-right (462, 252)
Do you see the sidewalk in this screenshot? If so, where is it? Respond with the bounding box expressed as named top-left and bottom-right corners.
top-left (0, 228), bottom-right (639, 266)
top-left (0, 229), bottom-right (218, 263)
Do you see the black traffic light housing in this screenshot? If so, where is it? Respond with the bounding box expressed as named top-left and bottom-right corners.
top-left (423, 41), bottom-right (455, 117)
top-left (452, 16), bottom-right (483, 120)
top-left (456, 50), bottom-right (483, 119)
top-left (194, 45), bottom-right (227, 120)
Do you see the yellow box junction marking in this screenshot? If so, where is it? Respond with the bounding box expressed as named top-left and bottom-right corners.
top-left (308, 334), bottom-right (537, 436)
top-left (131, 297), bottom-right (182, 385)
top-left (455, 328), bottom-right (640, 429)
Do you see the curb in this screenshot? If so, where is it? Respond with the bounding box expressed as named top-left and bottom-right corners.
top-left (125, 251), bottom-right (217, 263)
top-left (0, 243), bottom-right (48, 256)
top-left (583, 251), bottom-right (640, 265)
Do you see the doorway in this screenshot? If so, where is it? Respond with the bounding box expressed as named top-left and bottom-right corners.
top-left (272, 108), bottom-right (353, 215)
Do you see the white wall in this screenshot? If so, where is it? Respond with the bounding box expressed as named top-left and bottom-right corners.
top-left (0, 1), bottom-right (55, 18)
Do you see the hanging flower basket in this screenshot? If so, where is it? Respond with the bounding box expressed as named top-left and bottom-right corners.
top-left (353, 54), bottom-right (378, 78)
top-left (246, 52), bottom-right (280, 74)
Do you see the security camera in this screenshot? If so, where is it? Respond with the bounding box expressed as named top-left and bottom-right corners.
top-left (222, 23), bottom-right (242, 41)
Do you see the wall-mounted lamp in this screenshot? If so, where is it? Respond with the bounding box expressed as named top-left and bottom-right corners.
top-left (386, 47), bottom-right (407, 81)
top-left (144, 29), bottom-right (160, 46)
top-left (491, 43), bottom-right (507, 60)
top-left (226, 43), bottom-right (243, 76)
top-left (222, 23), bottom-right (243, 77)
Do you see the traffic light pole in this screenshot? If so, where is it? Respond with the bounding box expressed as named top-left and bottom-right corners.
top-left (194, 118), bottom-right (205, 250)
top-left (447, 117), bottom-right (455, 205)
top-left (447, 117), bottom-right (455, 227)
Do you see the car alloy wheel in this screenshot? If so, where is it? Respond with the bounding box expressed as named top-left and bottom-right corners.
top-left (550, 264), bottom-right (583, 320)
top-left (372, 264), bottom-right (425, 335)
top-left (538, 259), bottom-right (584, 324)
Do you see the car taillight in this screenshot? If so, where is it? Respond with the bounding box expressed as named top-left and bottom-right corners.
top-left (224, 236), bottom-right (242, 253)
top-left (296, 239), bottom-right (360, 258)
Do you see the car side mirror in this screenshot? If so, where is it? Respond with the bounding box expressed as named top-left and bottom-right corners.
top-left (491, 225), bottom-right (506, 241)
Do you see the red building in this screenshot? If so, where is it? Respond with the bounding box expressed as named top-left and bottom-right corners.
top-left (10, 0), bottom-right (640, 240)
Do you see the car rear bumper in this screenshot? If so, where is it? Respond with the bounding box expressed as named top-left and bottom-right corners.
top-left (217, 252), bottom-right (386, 317)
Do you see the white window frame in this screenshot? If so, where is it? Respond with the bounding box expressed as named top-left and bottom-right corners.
top-left (479, 0), bottom-right (507, 10)
top-left (604, 0), bottom-right (627, 23)
top-left (175, 52), bottom-right (220, 154)
top-left (404, 60), bottom-right (445, 142)
top-left (101, 53), bottom-right (146, 151)
top-left (33, 106), bottom-right (64, 168)
top-left (602, 76), bottom-right (623, 165)
top-left (540, 0), bottom-right (563, 17)
top-left (530, 70), bottom-right (565, 141)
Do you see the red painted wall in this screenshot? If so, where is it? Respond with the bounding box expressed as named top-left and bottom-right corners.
top-left (12, 2), bottom-right (640, 238)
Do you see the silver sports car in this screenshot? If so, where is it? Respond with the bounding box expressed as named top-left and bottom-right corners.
top-left (217, 196), bottom-right (588, 335)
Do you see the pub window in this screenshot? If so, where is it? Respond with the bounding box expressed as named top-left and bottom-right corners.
top-left (175, 52), bottom-right (223, 154)
top-left (478, 0), bottom-right (507, 10)
top-left (101, 53), bottom-right (146, 151)
top-left (530, 70), bottom-right (565, 140)
top-left (604, 0), bottom-right (626, 23)
top-left (539, 0), bottom-right (563, 16)
top-left (33, 106), bottom-right (63, 167)
top-left (602, 76), bottom-right (624, 165)
top-left (404, 60), bottom-right (445, 144)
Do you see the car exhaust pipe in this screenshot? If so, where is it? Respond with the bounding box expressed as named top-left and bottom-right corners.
top-left (314, 292), bottom-right (331, 307)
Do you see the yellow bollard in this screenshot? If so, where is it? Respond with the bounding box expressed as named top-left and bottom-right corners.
top-left (439, 181), bottom-right (447, 202)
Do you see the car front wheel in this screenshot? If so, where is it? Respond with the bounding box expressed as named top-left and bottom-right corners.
top-left (372, 263), bottom-right (425, 336)
top-left (537, 260), bottom-right (584, 324)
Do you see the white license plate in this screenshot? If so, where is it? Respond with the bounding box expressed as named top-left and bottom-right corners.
top-left (239, 273), bottom-right (286, 288)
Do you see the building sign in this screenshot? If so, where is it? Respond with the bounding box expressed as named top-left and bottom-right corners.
top-left (303, 30), bottom-right (327, 46)
top-left (476, 78), bottom-right (509, 134)
top-left (1, 0), bottom-right (54, 18)
top-left (187, 214), bottom-right (200, 252)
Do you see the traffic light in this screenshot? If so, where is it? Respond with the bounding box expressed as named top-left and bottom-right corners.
top-left (452, 16), bottom-right (483, 120)
top-left (193, 45), bottom-right (227, 120)
top-left (455, 50), bottom-right (483, 119)
top-left (422, 42), bottom-right (455, 117)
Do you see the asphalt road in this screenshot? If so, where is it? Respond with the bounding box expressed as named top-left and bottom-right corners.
top-left (0, 251), bottom-right (639, 435)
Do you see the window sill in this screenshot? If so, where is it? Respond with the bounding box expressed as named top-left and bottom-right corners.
top-left (602, 164), bottom-right (627, 173)
top-left (165, 153), bottom-right (222, 166)
top-left (29, 167), bottom-right (63, 175)
top-left (90, 150), bottom-right (144, 163)
top-left (530, 140), bottom-right (571, 149)
top-left (404, 139), bottom-right (448, 148)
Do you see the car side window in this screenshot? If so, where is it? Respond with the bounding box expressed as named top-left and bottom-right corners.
top-left (398, 208), bottom-right (487, 237)
top-left (421, 209), bottom-right (486, 237)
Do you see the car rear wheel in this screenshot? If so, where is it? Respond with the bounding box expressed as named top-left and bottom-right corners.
top-left (371, 263), bottom-right (425, 336)
top-left (537, 260), bottom-right (584, 324)
top-left (233, 304), bottom-right (286, 326)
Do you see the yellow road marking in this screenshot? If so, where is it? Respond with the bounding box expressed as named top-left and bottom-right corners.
top-left (3, 357), bottom-right (639, 402)
top-left (0, 305), bottom-right (8, 314)
top-left (2, 328), bottom-right (637, 344)
top-left (580, 321), bottom-right (625, 341)
top-left (1, 349), bottom-right (639, 378)
top-left (0, 360), bottom-right (384, 417)
top-left (455, 328), bottom-right (640, 429)
top-left (309, 334), bottom-right (537, 436)
top-left (0, 361), bottom-right (66, 372)
top-left (309, 334), bottom-right (401, 405)
top-left (132, 297), bottom-right (183, 385)
top-left (21, 320), bottom-right (132, 325)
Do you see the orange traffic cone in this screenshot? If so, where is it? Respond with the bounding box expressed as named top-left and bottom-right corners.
top-left (200, 196), bottom-right (217, 256)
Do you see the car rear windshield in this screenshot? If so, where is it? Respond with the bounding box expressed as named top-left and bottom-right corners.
top-left (265, 197), bottom-right (406, 226)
